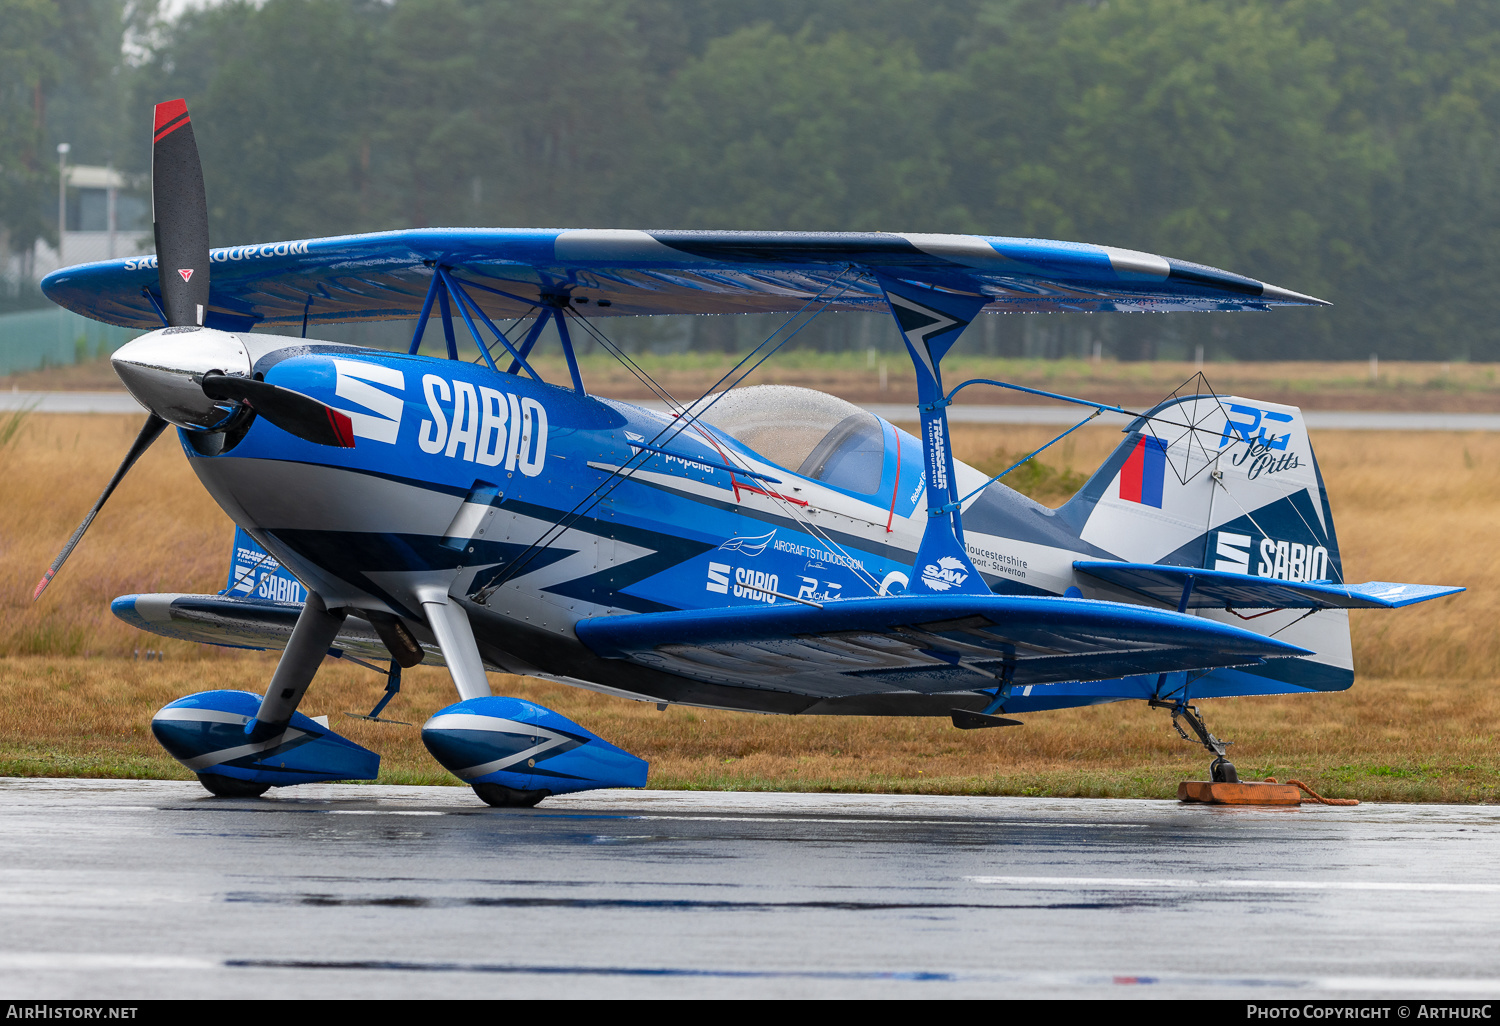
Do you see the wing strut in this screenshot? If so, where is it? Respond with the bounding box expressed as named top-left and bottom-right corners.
top-left (407, 269), bottom-right (441, 355)
top-left (875, 275), bottom-right (990, 595)
top-left (408, 265), bottom-right (554, 383)
top-left (554, 305), bottom-right (586, 394)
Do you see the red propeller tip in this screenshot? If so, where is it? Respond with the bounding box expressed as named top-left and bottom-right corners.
top-left (153, 99), bottom-right (191, 142)
top-left (32, 570), bottom-right (54, 601)
top-left (327, 408), bottom-right (356, 448)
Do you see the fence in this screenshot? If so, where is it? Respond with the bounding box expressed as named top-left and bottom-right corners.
top-left (0, 307), bottom-right (141, 376)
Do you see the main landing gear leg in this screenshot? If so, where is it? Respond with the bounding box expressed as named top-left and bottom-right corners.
top-left (1149, 699), bottom-right (1237, 783)
top-left (198, 591), bottom-right (348, 799)
top-left (410, 586), bottom-right (542, 807)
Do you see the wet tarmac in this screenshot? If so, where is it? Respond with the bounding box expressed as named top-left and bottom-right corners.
top-left (2, 778), bottom-right (1498, 999)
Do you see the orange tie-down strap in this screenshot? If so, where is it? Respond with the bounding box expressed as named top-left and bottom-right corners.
top-left (1279, 779), bottom-right (1360, 806)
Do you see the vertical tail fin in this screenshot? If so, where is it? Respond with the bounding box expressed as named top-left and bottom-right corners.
top-left (1063, 394), bottom-right (1342, 582)
top-left (1061, 394), bottom-right (1352, 693)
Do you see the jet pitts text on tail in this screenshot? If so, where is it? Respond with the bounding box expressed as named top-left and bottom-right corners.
top-left (36, 100), bottom-right (1462, 805)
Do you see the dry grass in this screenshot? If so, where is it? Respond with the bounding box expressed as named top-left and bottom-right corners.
top-left (1, 414), bottom-right (231, 659)
top-left (0, 409), bottom-right (1495, 800)
top-left (947, 423), bottom-right (1500, 680)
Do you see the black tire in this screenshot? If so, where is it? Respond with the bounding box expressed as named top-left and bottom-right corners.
top-left (1210, 758), bottom-right (1239, 784)
top-left (197, 773), bottom-right (271, 798)
top-left (472, 782), bottom-right (550, 808)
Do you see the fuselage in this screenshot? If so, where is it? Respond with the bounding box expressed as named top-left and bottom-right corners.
top-left (163, 332), bottom-right (1093, 707)
top-left (117, 328), bottom-right (1349, 714)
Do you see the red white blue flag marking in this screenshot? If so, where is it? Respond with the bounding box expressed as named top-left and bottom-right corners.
top-left (1119, 436), bottom-right (1167, 508)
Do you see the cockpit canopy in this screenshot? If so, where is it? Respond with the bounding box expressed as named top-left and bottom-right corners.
top-left (693, 385), bottom-right (888, 496)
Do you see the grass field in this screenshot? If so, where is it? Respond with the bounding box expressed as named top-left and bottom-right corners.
top-left (1, 386), bottom-right (1496, 800)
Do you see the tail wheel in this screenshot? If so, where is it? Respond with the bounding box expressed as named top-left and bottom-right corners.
top-left (197, 773), bottom-right (270, 798)
top-left (1210, 758), bottom-right (1239, 784)
top-left (472, 783), bottom-right (550, 808)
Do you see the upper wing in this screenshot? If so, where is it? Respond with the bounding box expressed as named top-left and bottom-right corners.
top-left (1073, 562), bottom-right (1466, 610)
top-left (575, 593), bottom-right (1310, 699)
top-left (41, 229), bottom-right (1326, 332)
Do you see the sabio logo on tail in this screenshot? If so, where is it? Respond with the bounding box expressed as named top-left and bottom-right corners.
top-left (418, 374), bottom-right (548, 476)
top-left (1216, 531), bottom-right (1330, 582)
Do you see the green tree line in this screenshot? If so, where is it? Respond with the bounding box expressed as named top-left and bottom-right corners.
top-left (7, 0), bottom-right (1500, 360)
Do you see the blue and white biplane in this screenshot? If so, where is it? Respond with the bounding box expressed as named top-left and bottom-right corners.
top-left (35, 100), bottom-right (1462, 804)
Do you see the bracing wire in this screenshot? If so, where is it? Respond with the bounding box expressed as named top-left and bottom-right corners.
top-left (473, 268), bottom-right (863, 601)
top-left (475, 285), bottom-right (847, 599)
top-left (566, 306), bottom-right (888, 596)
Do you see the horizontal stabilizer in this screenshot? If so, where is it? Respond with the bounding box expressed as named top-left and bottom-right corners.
top-left (576, 594), bottom-right (1309, 698)
top-left (1073, 561), bottom-right (1465, 610)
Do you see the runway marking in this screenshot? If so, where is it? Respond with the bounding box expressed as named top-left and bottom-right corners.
top-left (967, 875), bottom-right (1500, 893)
top-left (222, 891), bottom-right (1135, 912)
top-left (0, 953), bottom-right (214, 970)
top-left (625, 815), bottom-right (1150, 828)
top-left (7, 952), bottom-right (1499, 994)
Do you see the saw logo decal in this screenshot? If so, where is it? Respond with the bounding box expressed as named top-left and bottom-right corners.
top-left (419, 373), bottom-right (548, 476)
top-left (332, 360), bottom-right (405, 444)
top-left (921, 556), bottom-right (969, 591)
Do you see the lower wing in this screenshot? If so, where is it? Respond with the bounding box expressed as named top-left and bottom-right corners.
top-left (575, 594), bottom-right (1310, 699)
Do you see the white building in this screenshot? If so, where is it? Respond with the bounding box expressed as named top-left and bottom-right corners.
top-left (28, 164), bottom-right (152, 280)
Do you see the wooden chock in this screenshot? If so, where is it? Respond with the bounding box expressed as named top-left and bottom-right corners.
top-left (1178, 780), bottom-right (1304, 805)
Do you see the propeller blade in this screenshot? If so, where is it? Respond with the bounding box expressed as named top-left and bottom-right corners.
top-left (201, 374), bottom-right (355, 448)
top-left (152, 99), bottom-right (210, 327)
top-left (34, 414), bottom-right (170, 601)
